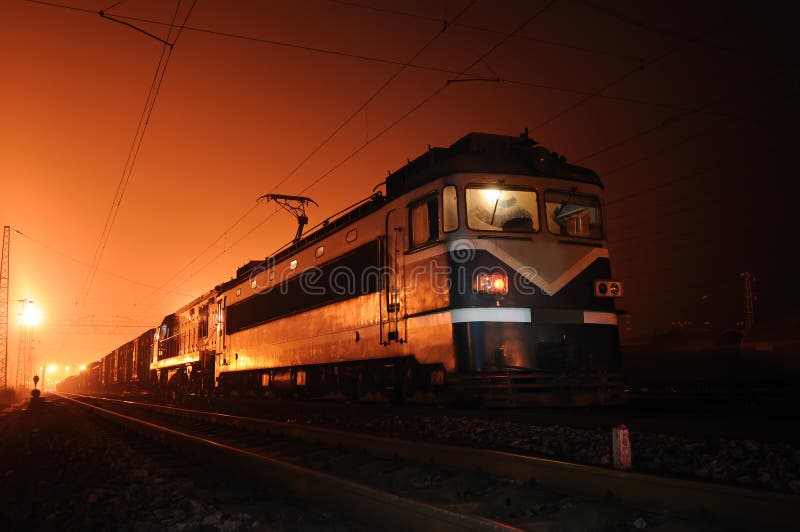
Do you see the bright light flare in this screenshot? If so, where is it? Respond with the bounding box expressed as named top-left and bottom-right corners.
top-left (48, 364), bottom-right (57, 373)
top-left (492, 276), bottom-right (507, 293)
top-left (19, 303), bottom-right (43, 326)
top-left (480, 188), bottom-right (502, 203)
top-left (80, 365), bottom-right (87, 372)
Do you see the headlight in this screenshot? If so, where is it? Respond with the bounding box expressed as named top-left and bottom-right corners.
top-left (475, 272), bottom-right (509, 295)
top-left (595, 280), bottom-right (623, 297)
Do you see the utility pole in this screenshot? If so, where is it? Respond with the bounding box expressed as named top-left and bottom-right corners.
top-left (740, 271), bottom-right (756, 332)
top-left (0, 226), bottom-right (9, 390)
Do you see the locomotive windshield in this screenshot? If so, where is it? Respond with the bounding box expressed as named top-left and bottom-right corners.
top-left (466, 187), bottom-right (539, 232)
top-left (545, 190), bottom-right (604, 239)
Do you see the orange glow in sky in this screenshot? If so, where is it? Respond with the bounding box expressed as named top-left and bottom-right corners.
top-left (0, 0), bottom-right (796, 378)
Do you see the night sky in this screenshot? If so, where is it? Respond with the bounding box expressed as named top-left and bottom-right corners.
top-left (1, 0), bottom-right (797, 382)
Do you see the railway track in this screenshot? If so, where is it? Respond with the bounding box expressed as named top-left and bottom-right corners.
top-left (59, 393), bottom-right (797, 530)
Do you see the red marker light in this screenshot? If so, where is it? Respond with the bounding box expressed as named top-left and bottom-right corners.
top-left (492, 276), bottom-right (506, 293)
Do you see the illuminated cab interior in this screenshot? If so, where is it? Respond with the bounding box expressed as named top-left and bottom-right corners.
top-left (445, 182), bottom-right (604, 240)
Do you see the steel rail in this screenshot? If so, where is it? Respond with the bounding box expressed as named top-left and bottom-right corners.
top-left (62, 393), bottom-right (798, 529)
top-left (58, 394), bottom-right (517, 531)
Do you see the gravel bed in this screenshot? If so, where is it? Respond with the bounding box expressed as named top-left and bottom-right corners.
top-left (0, 397), bottom-right (357, 531)
top-left (253, 410), bottom-right (800, 494)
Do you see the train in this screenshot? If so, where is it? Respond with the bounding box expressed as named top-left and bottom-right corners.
top-left (59, 130), bottom-right (625, 406)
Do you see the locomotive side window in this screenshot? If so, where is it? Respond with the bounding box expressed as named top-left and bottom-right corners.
top-left (409, 195), bottom-right (439, 247)
top-left (442, 185), bottom-right (458, 232)
top-left (198, 304), bottom-right (209, 338)
top-left (466, 187), bottom-right (539, 232)
top-left (544, 190), bottom-right (603, 239)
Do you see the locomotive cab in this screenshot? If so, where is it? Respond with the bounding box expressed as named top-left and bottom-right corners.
top-left (388, 133), bottom-right (624, 406)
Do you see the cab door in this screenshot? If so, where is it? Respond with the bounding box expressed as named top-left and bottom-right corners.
top-left (382, 208), bottom-right (407, 344)
top-left (214, 296), bottom-right (227, 385)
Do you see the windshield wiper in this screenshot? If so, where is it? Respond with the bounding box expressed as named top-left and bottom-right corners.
top-left (489, 191), bottom-right (502, 225)
top-left (553, 186), bottom-right (578, 220)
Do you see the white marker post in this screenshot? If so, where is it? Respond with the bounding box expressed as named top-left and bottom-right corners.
top-left (612, 425), bottom-right (632, 470)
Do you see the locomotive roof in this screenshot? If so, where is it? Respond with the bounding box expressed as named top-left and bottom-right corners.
top-left (228, 131), bottom-right (600, 285)
top-left (229, 193), bottom-right (386, 284)
top-left (386, 130), bottom-right (601, 198)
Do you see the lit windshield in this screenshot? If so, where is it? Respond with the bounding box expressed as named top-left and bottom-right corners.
top-left (466, 187), bottom-right (539, 232)
top-left (545, 190), bottom-right (603, 239)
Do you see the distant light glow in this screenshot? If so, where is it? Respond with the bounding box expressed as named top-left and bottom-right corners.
top-left (19, 302), bottom-right (42, 326)
top-left (80, 365), bottom-right (86, 371)
top-left (48, 364), bottom-right (57, 373)
top-left (65, 365), bottom-right (70, 373)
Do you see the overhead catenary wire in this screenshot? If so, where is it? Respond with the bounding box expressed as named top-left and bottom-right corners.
top-left (268, 0), bottom-right (479, 199)
top-left (24, 0), bottom-right (750, 120)
top-left (143, 2), bottom-right (557, 315)
top-left (129, 0), bottom-right (481, 312)
top-left (529, 45), bottom-right (681, 133)
top-left (75, 0), bottom-right (195, 310)
top-left (323, 0), bottom-right (643, 63)
top-left (579, 0), bottom-right (800, 69)
top-left (12, 229), bottom-right (193, 298)
top-left (593, 83), bottom-right (799, 205)
top-left (300, 0), bottom-right (558, 196)
top-left (575, 69), bottom-right (796, 166)
top-left (121, 0), bottom-right (559, 325)
top-left (131, 200), bottom-right (264, 308)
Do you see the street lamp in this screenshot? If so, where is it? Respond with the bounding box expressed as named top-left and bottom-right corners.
top-left (19, 300), bottom-right (42, 326)
top-left (16, 299), bottom-right (42, 389)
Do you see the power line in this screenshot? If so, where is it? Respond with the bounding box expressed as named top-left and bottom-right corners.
top-left (12, 228), bottom-right (193, 297)
top-left (131, 200), bottom-right (264, 307)
top-left (530, 45), bottom-right (680, 133)
top-left (576, 69), bottom-right (796, 166)
top-left (580, 0), bottom-right (800, 69)
top-left (301, 0), bottom-right (558, 196)
top-left (126, 1), bottom-right (481, 312)
top-left (601, 125), bottom-right (718, 178)
top-left (24, 0), bottom-right (743, 119)
top-left (75, 0), bottom-right (195, 309)
top-left (270, 0), bottom-right (478, 196)
top-left (128, 0), bottom-right (558, 319)
top-left (23, 0), bottom-right (93, 14)
top-left (324, 0), bottom-right (643, 63)
top-left (23, 0), bottom-right (487, 77)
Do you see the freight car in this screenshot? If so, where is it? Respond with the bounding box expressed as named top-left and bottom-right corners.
top-left (61, 131), bottom-right (625, 406)
top-left (61, 329), bottom-right (156, 397)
